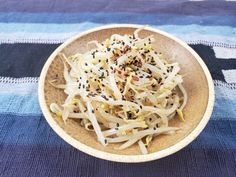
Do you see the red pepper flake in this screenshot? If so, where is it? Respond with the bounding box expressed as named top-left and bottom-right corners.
top-left (132, 75), bottom-right (139, 81)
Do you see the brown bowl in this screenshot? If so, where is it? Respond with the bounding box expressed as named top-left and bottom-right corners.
top-left (38, 24), bottom-right (214, 163)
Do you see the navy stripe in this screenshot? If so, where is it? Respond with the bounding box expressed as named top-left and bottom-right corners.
top-left (1, 43), bottom-right (235, 81)
top-left (1, 12), bottom-right (236, 27)
top-left (1, 146), bottom-right (236, 177)
top-left (0, 0), bottom-right (236, 16)
top-left (0, 113), bottom-right (236, 176)
top-left (0, 43), bottom-right (60, 77)
top-left (190, 44), bottom-right (236, 82)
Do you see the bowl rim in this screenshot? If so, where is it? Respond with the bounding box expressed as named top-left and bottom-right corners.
top-left (38, 24), bottom-right (215, 163)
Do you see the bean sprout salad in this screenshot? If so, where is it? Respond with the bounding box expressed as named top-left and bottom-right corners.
top-left (49, 27), bottom-right (187, 154)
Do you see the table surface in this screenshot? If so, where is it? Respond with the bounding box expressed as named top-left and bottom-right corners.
top-left (0, 0), bottom-right (236, 177)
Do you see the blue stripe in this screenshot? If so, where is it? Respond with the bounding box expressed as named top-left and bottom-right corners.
top-left (0, 114), bottom-right (65, 146)
top-left (1, 113), bottom-right (236, 149)
top-left (1, 12), bottom-right (236, 26)
top-left (1, 23), bottom-right (236, 37)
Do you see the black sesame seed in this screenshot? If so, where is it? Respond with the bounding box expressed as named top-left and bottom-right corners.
top-left (116, 123), bottom-right (119, 127)
top-left (85, 71), bottom-right (88, 73)
top-left (115, 128), bottom-right (119, 130)
top-left (85, 63), bottom-right (88, 66)
top-left (107, 48), bottom-right (111, 51)
top-left (105, 111), bottom-right (108, 113)
top-left (104, 139), bottom-right (107, 144)
top-left (153, 127), bottom-right (157, 130)
top-left (92, 110), bottom-right (94, 113)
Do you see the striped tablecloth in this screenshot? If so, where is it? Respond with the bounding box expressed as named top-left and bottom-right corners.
top-left (0, 1), bottom-right (236, 176)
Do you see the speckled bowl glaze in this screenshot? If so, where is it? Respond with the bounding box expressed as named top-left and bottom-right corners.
top-left (38, 24), bottom-right (214, 163)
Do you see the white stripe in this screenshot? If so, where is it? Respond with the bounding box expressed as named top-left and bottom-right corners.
top-left (0, 77), bottom-right (38, 83)
top-left (213, 47), bottom-right (236, 59)
top-left (214, 80), bottom-right (236, 89)
top-left (0, 77), bottom-right (38, 95)
top-left (0, 82), bottom-right (38, 95)
top-left (0, 32), bottom-right (75, 44)
top-left (175, 33), bottom-right (236, 48)
top-left (222, 70), bottom-right (236, 83)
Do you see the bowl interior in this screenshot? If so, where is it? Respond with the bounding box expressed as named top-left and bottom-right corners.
top-left (43, 27), bottom-right (209, 155)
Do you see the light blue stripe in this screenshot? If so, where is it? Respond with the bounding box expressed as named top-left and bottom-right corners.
top-left (0, 22), bottom-right (100, 33)
top-left (1, 23), bottom-right (236, 37)
top-left (0, 94), bottom-right (41, 115)
top-left (0, 12), bottom-right (236, 27)
top-left (0, 81), bottom-right (235, 120)
top-left (211, 83), bottom-right (236, 120)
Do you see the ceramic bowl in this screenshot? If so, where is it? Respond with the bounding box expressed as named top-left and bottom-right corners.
top-left (38, 24), bottom-right (214, 163)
